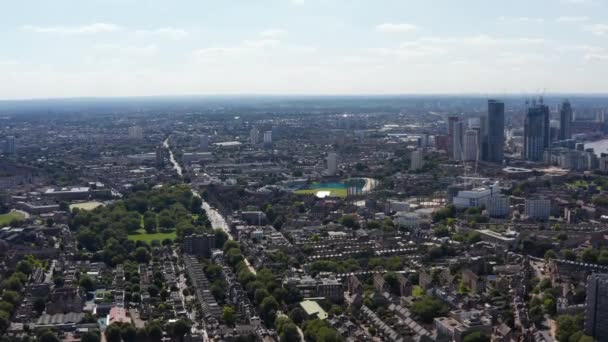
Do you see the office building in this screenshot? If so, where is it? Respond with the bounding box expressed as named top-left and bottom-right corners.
top-left (453, 121), bottom-right (464, 160)
top-left (250, 127), bottom-right (259, 145)
top-left (559, 100), bottom-right (573, 141)
top-left (484, 100), bottom-right (505, 163)
top-left (487, 195), bottom-right (510, 218)
top-left (524, 104), bottom-right (550, 161)
top-left (585, 273), bottom-right (608, 340)
top-left (200, 134), bottom-right (209, 152)
top-left (183, 234), bottom-right (216, 258)
top-left (263, 131), bottom-right (272, 146)
top-left (5, 136), bottom-right (16, 155)
top-left (448, 116), bottom-right (459, 158)
top-left (410, 149), bottom-right (423, 171)
top-left (327, 152), bottom-right (337, 175)
top-left (463, 130), bottom-right (479, 162)
top-left (525, 197), bottom-right (551, 221)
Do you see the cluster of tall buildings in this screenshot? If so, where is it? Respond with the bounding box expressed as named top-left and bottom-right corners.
top-left (447, 99), bottom-right (574, 164)
top-left (448, 99), bottom-right (504, 164)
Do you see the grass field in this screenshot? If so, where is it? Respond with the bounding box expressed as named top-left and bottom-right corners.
top-left (128, 228), bottom-right (177, 243)
top-left (0, 211), bottom-right (26, 226)
top-left (69, 201), bottom-right (104, 211)
top-left (294, 187), bottom-right (348, 198)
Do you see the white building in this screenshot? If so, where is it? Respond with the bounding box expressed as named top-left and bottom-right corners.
top-left (250, 127), bottom-right (259, 145)
top-left (200, 134), bottom-right (209, 152)
top-left (487, 194), bottom-right (510, 218)
top-left (452, 182), bottom-right (499, 209)
top-left (263, 131), bottom-right (272, 145)
top-left (327, 152), bottom-right (337, 175)
top-left (525, 197), bottom-right (551, 221)
top-left (463, 130), bottom-right (478, 162)
top-left (410, 149), bottom-right (423, 171)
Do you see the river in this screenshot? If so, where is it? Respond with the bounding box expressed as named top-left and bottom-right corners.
top-left (585, 139), bottom-right (608, 157)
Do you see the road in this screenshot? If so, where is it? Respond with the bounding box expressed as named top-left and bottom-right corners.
top-left (163, 138), bottom-right (183, 176)
top-left (165, 137), bottom-right (256, 275)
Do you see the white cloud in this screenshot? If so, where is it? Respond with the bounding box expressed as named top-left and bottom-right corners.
top-left (584, 24), bottom-right (608, 35)
top-left (499, 16), bottom-right (544, 23)
top-left (561, 0), bottom-right (596, 4)
top-left (556, 16), bottom-right (589, 22)
top-left (369, 41), bottom-right (446, 58)
top-left (584, 53), bottom-right (608, 61)
top-left (23, 23), bottom-right (122, 34)
top-left (375, 23), bottom-right (417, 33)
top-left (134, 27), bottom-right (189, 40)
top-left (260, 29), bottom-right (288, 38)
top-left (243, 39), bottom-right (281, 49)
top-left (94, 44), bottom-right (159, 57)
top-left (420, 35), bottom-right (545, 47)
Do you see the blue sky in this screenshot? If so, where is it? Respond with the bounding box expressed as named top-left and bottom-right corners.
top-left (0, 0), bottom-right (607, 99)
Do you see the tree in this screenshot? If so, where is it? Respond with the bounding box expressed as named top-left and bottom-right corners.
top-left (81, 331), bottom-right (101, 342)
top-left (39, 331), bottom-right (61, 342)
top-left (581, 248), bottom-right (598, 264)
top-left (280, 322), bottom-right (300, 342)
top-left (106, 324), bottom-right (123, 342)
top-left (563, 249), bottom-right (576, 261)
top-left (135, 247), bottom-right (151, 263)
top-left (2, 290), bottom-right (21, 306)
top-left (171, 319), bottom-right (191, 342)
top-left (79, 274), bottom-right (96, 292)
top-left (148, 284), bottom-right (160, 297)
top-left (121, 325), bottom-right (137, 342)
top-left (260, 296), bottom-right (279, 326)
top-left (214, 229), bottom-right (228, 249)
top-left (340, 214), bottom-right (359, 229)
top-left (556, 314), bottom-right (583, 342)
top-left (410, 296), bottom-right (446, 323)
top-left (33, 297), bottom-right (46, 315)
top-left (544, 249), bottom-right (557, 260)
top-left (463, 331), bottom-right (490, 342)
top-left (144, 212), bottom-right (157, 233)
top-left (289, 307), bottom-right (307, 324)
top-left (147, 322), bottom-right (163, 342)
top-left (223, 306), bottom-right (236, 326)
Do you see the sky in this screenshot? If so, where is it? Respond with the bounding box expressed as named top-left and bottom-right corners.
top-left (0, 0), bottom-right (607, 99)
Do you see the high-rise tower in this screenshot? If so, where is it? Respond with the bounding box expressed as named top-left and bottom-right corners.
top-left (484, 100), bottom-right (505, 163)
top-left (524, 103), bottom-right (550, 161)
top-left (559, 100), bottom-right (573, 141)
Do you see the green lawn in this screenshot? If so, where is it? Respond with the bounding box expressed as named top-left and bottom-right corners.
top-left (69, 201), bottom-right (104, 211)
top-left (294, 188), bottom-right (348, 198)
top-left (128, 228), bottom-right (177, 243)
top-left (0, 211), bottom-right (26, 226)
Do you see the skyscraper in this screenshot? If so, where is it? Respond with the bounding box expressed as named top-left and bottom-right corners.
top-left (559, 100), bottom-right (573, 141)
top-left (452, 121), bottom-right (464, 160)
top-left (5, 136), bottom-right (15, 155)
top-left (484, 100), bottom-right (505, 163)
top-left (263, 131), bottom-right (273, 146)
top-left (410, 149), bottom-right (423, 171)
top-left (447, 116), bottom-right (459, 158)
top-left (327, 152), bottom-right (337, 175)
top-left (200, 134), bottom-right (209, 152)
top-left (463, 130), bottom-right (479, 162)
top-left (250, 127), bottom-right (259, 145)
top-left (524, 103), bottom-right (550, 161)
top-left (585, 273), bottom-right (608, 340)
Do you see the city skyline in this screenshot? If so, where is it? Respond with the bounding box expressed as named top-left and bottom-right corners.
top-left (1, 0), bottom-right (608, 99)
